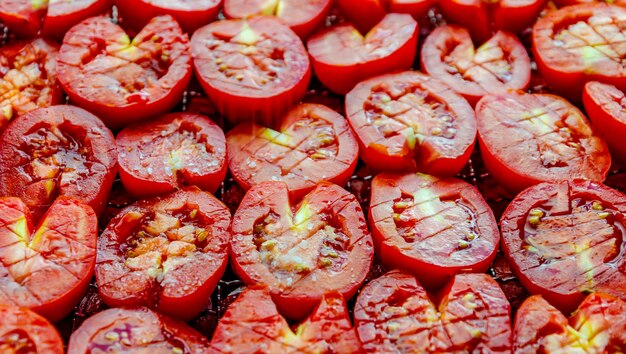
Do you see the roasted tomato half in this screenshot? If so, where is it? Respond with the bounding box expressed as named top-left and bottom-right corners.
top-left (210, 286), bottom-right (363, 353)
top-left (583, 81), bottom-right (626, 164)
top-left (476, 91), bottom-right (611, 194)
top-left (227, 103), bottom-right (358, 199)
top-left (0, 105), bottom-right (117, 222)
top-left (41, 0), bottom-right (112, 40)
top-left (0, 197), bottom-right (97, 322)
top-left (533, 4), bottom-right (626, 101)
top-left (369, 172), bottom-right (500, 289)
top-left (67, 307), bottom-right (211, 353)
top-left (230, 181), bottom-right (374, 320)
top-left (501, 179), bottom-right (626, 314)
top-left (117, 112), bottom-right (227, 199)
top-left (57, 15), bottom-right (192, 130)
top-left (355, 270), bottom-right (512, 353)
top-left (307, 13), bottom-right (418, 95)
top-left (514, 293), bottom-right (626, 353)
top-left (421, 25), bottom-right (531, 106)
top-left (96, 188), bottom-right (231, 320)
top-left (0, 0), bottom-right (47, 37)
top-left (115, 0), bottom-right (221, 34)
top-left (336, 0), bottom-right (434, 34)
top-left (345, 71), bottom-right (476, 175)
top-left (191, 16), bottom-right (311, 126)
top-left (0, 304), bottom-right (64, 353)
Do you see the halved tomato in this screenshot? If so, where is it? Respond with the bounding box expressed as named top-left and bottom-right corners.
top-left (227, 103), bottom-right (358, 199)
top-left (0, 305), bottom-right (64, 353)
top-left (0, 197), bottom-right (97, 322)
top-left (345, 71), bottom-right (476, 175)
top-left (96, 188), bottom-right (231, 320)
top-left (307, 13), bottom-right (418, 95)
top-left (336, 0), bottom-right (434, 34)
top-left (115, 0), bottom-right (221, 34)
top-left (501, 179), bottom-right (626, 314)
top-left (514, 293), bottom-right (626, 353)
top-left (476, 91), bottom-right (611, 194)
top-left (354, 270), bottom-right (512, 353)
top-left (117, 112), bottom-right (227, 199)
top-left (191, 16), bottom-right (311, 126)
top-left (421, 25), bottom-right (531, 106)
top-left (0, 0), bottom-right (47, 37)
top-left (553, 0), bottom-right (626, 7)
top-left (230, 181), bottom-right (373, 320)
top-left (57, 15), bottom-right (192, 130)
top-left (369, 172), bottom-right (500, 289)
top-left (210, 286), bottom-right (363, 353)
top-left (583, 81), bottom-right (626, 164)
top-left (0, 105), bottom-right (118, 222)
top-left (67, 307), bottom-right (211, 353)
top-left (41, 0), bottom-right (112, 40)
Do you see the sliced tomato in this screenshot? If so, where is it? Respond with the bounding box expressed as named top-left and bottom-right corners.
top-left (96, 188), bottom-right (231, 320)
top-left (307, 13), bottom-right (418, 95)
top-left (533, 4), bottom-right (626, 101)
top-left (57, 15), bottom-right (192, 130)
top-left (336, 0), bottom-right (434, 34)
top-left (501, 179), bottom-right (626, 314)
top-left (0, 197), bottom-right (97, 322)
top-left (0, 105), bottom-right (118, 222)
top-left (67, 307), bottom-right (211, 353)
top-left (583, 81), bottom-right (626, 164)
top-left (369, 172), bottom-right (500, 289)
top-left (117, 112), bottom-right (227, 199)
top-left (230, 181), bottom-right (373, 320)
top-left (210, 286), bottom-right (363, 353)
top-left (0, 38), bottom-right (63, 133)
top-left (0, 0), bottom-right (47, 37)
top-left (476, 91), bottom-right (611, 194)
top-left (223, 0), bottom-right (332, 39)
top-left (41, 0), bottom-right (112, 40)
top-left (227, 103), bottom-right (358, 199)
top-left (345, 71), bottom-right (476, 175)
top-left (354, 270), bottom-right (512, 353)
top-left (421, 26), bottom-right (531, 106)
top-left (553, 0), bottom-right (626, 7)
top-left (115, 0), bottom-right (221, 34)
top-left (0, 305), bottom-right (64, 353)
top-left (514, 293), bottom-right (626, 353)
top-left (191, 16), bottom-right (311, 126)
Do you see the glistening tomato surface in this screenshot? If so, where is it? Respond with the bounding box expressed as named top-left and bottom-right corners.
top-left (117, 112), bottom-right (227, 199)
top-left (57, 15), bottom-right (192, 130)
top-left (191, 16), bottom-right (311, 125)
top-left (336, 0), bottom-right (434, 34)
top-left (345, 71), bottom-right (476, 175)
top-left (210, 286), bottom-right (363, 353)
top-left (230, 181), bottom-right (373, 320)
top-left (514, 294), bottom-right (626, 353)
top-left (0, 105), bottom-right (117, 222)
top-left (0, 0), bottom-right (47, 37)
top-left (501, 179), bottom-right (626, 314)
top-left (583, 81), bottom-right (626, 163)
top-left (227, 103), bottom-right (358, 199)
top-left (369, 172), bottom-right (499, 289)
top-left (421, 26), bottom-right (531, 106)
top-left (67, 307), bottom-right (211, 354)
top-left (96, 188), bottom-right (231, 320)
top-left (476, 91), bottom-right (610, 194)
top-left (115, 0), bottom-right (221, 34)
top-left (0, 197), bottom-right (97, 322)
top-left (354, 271), bottom-right (512, 353)
top-left (0, 305), bottom-right (64, 353)
top-left (41, 0), bottom-right (112, 40)
top-left (307, 13), bottom-right (418, 95)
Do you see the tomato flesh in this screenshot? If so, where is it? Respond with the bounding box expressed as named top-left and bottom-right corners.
top-left (115, 0), bottom-right (221, 34)
top-left (41, 0), bottom-right (112, 40)
top-left (0, 0), bottom-right (47, 38)
top-left (0, 305), bottom-right (63, 353)
top-left (583, 81), bottom-right (626, 164)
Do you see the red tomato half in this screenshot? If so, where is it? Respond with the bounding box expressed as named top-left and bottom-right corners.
top-left (227, 103), bottom-right (358, 199)
top-left (421, 26), bottom-right (531, 106)
top-left (67, 307), bottom-right (211, 353)
top-left (307, 13), bottom-right (418, 94)
top-left (583, 81), bottom-right (626, 163)
top-left (354, 270), bottom-right (512, 353)
top-left (115, 0), bottom-right (221, 34)
top-left (117, 112), bottom-right (227, 199)
top-left (0, 38), bottom-right (63, 133)
top-left (369, 172), bottom-right (499, 289)
top-left (191, 16), bottom-right (311, 126)
top-left (210, 286), bottom-right (363, 353)
top-left (0, 305), bottom-right (64, 353)
top-left (345, 71), bottom-right (476, 174)
top-left (514, 294), bottom-right (626, 353)
top-left (501, 179), bottom-right (626, 314)
top-left (41, 0), bottom-right (112, 40)
top-left (57, 15), bottom-right (192, 130)
top-left (533, 4), bottom-right (626, 101)
top-left (224, 0), bottom-right (332, 39)
top-left (476, 91), bottom-right (611, 194)
top-left (96, 188), bottom-right (231, 320)
top-left (230, 181), bottom-right (374, 320)
top-left (0, 197), bottom-right (97, 322)
top-left (0, 105), bottom-right (117, 222)
top-left (336, 0), bottom-right (434, 34)
top-left (0, 0), bottom-right (47, 37)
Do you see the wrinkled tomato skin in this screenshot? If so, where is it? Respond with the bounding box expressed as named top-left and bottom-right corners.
top-left (115, 0), bottom-right (221, 34)
top-left (583, 81), bottom-right (626, 164)
top-left (41, 0), bottom-right (113, 41)
top-left (0, 0), bottom-right (46, 38)
top-left (0, 305), bottom-right (64, 353)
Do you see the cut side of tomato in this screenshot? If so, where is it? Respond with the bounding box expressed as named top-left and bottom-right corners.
top-left (96, 188), bottom-right (231, 320)
top-left (41, 0), bottom-right (112, 40)
top-left (0, 304), bottom-right (64, 353)
top-left (0, 0), bottom-right (47, 38)
top-left (115, 0), bottom-right (221, 34)
top-left (583, 81), bottom-right (626, 164)
top-left (336, 0), bottom-right (434, 34)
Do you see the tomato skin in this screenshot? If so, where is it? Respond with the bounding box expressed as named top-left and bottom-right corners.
top-left (0, 305), bottom-right (64, 353)
top-left (41, 0), bottom-right (112, 41)
top-left (0, 0), bottom-right (46, 38)
top-left (115, 0), bottom-right (221, 34)
top-left (583, 81), bottom-right (626, 164)
top-left (336, 0), bottom-right (434, 34)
